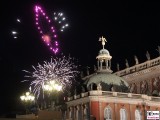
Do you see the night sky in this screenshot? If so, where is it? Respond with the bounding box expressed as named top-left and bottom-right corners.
top-left (0, 1), bottom-right (160, 114)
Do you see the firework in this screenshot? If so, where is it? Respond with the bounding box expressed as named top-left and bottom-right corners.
top-left (53, 12), bottom-right (69, 32)
top-left (16, 18), bottom-right (21, 23)
top-left (11, 30), bottom-right (18, 39)
top-left (11, 18), bottom-right (21, 39)
top-left (34, 5), bottom-right (59, 54)
top-left (22, 56), bottom-right (79, 99)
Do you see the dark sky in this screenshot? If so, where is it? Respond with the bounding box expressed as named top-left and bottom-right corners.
top-left (0, 1), bottom-right (160, 114)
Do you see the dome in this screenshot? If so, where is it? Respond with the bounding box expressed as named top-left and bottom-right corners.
top-left (82, 36), bottom-right (129, 92)
top-left (96, 49), bottom-right (112, 60)
top-left (85, 72), bottom-right (129, 92)
top-left (99, 49), bottom-right (110, 55)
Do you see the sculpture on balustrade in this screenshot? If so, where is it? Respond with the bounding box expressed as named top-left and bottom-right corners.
top-left (97, 82), bottom-right (102, 90)
top-left (134, 55), bottom-right (139, 65)
top-left (146, 51), bottom-right (150, 60)
top-left (125, 59), bottom-right (129, 68)
top-left (109, 83), bottom-right (115, 92)
top-left (111, 85), bottom-right (114, 92)
top-left (86, 66), bottom-right (90, 76)
top-left (156, 46), bottom-right (160, 56)
top-left (117, 63), bottom-right (120, 71)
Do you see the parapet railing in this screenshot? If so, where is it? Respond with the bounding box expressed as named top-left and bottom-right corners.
top-left (151, 96), bottom-right (160, 102)
top-left (114, 56), bottom-right (160, 76)
top-left (67, 90), bottom-right (160, 102)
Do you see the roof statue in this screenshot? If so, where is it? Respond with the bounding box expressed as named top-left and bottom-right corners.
top-left (117, 63), bottom-right (120, 71)
top-left (134, 55), bottom-right (139, 65)
top-left (125, 59), bottom-right (129, 68)
top-left (86, 66), bottom-right (90, 75)
top-left (83, 36), bottom-right (129, 93)
top-left (156, 46), bottom-right (160, 56)
top-left (146, 51), bottom-right (150, 60)
top-left (99, 36), bottom-right (107, 49)
top-left (97, 82), bottom-right (102, 90)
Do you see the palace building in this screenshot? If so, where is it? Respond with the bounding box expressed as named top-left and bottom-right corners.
top-left (65, 36), bottom-right (160, 120)
top-left (114, 54), bottom-right (160, 96)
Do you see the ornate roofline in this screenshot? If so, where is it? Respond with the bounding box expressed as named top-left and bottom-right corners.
top-left (114, 56), bottom-right (160, 77)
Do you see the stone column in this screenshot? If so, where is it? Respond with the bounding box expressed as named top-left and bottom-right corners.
top-left (91, 84), bottom-right (93, 91)
top-left (72, 106), bottom-right (74, 120)
top-left (150, 78), bottom-right (154, 95)
top-left (105, 60), bottom-right (108, 69)
top-left (97, 60), bottom-right (99, 70)
top-left (100, 60), bottom-right (103, 70)
top-left (84, 103), bottom-right (89, 120)
top-left (109, 60), bottom-right (111, 69)
top-left (129, 104), bottom-right (132, 120)
top-left (67, 107), bottom-right (70, 120)
top-left (141, 104), bottom-right (147, 120)
top-left (81, 104), bottom-right (84, 120)
top-left (69, 106), bottom-right (73, 120)
top-left (114, 103), bottom-right (117, 120)
top-left (74, 106), bottom-right (76, 120)
top-left (137, 82), bottom-right (141, 94)
top-left (76, 105), bottom-right (81, 120)
top-left (99, 101), bottom-right (102, 120)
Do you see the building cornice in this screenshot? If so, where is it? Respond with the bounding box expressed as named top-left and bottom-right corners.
top-left (114, 57), bottom-right (160, 79)
top-left (67, 91), bottom-right (160, 106)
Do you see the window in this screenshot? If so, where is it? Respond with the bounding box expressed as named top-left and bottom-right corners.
top-left (69, 107), bottom-right (74, 119)
top-left (135, 109), bottom-right (141, 120)
top-left (104, 106), bottom-right (112, 120)
top-left (120, 108), bottom-right (127, 120)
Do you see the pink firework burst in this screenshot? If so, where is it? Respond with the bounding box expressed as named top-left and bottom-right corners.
top-left (34, 5), bottom-right (59, 54)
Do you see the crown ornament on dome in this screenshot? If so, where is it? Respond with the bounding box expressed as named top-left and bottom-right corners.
top-left (99, 36), bottom-right (107, 49)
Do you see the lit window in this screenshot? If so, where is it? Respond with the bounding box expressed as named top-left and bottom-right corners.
top-left (104, 106), bottom-right (112, 120)
top-left (135, 109), bottom-right (141, 120)
top-left (120, 108), bottom-right (127, 120)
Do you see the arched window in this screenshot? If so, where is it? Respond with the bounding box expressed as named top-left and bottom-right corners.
top-left (135, 109), bottom-right (141, 120)
top-left (104, 106), bottom-right (112, 120)
top-left (120, 108), bottom-right (127, 120)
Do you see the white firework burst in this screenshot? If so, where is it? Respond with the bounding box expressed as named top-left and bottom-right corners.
top-left (53, 12), bottom-right (69, 32)
top-left (22, 55), bottom-right (79, 99)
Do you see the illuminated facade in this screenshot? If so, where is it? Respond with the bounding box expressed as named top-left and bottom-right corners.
top-left (65, 37), bottom-right (160, 120)
top-left (115, 56), bottom-right (160, 96)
